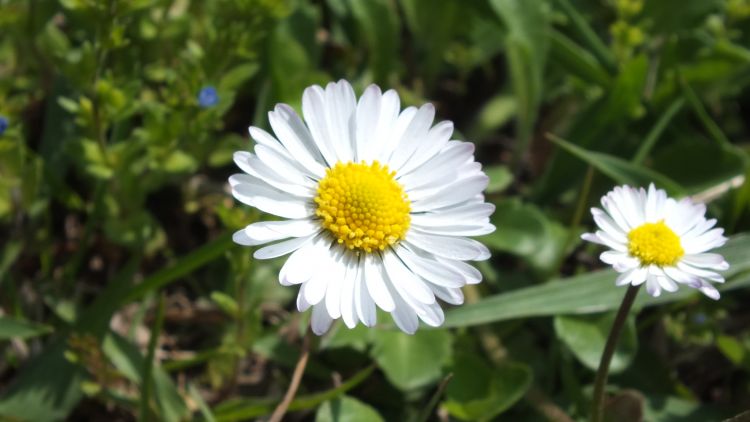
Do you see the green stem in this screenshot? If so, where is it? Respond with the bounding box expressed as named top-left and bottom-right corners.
top-left (590, 284), bottom-right (641, 422)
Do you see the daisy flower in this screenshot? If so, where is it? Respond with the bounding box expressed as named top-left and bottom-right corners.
top-left (230, 80), bottom-right (495, 335)
top-left (582, 184), bottom-right (729, 299)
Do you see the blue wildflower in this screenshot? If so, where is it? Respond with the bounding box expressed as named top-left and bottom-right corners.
top-left (198, 86), bottom-right (219, 108)
top-left (0, 116), bottom-right (8, 135)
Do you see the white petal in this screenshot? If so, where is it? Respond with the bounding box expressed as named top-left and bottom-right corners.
top-left (355, 85), bottom-right (382, 162)
top-left (383, 251), bottom-right (435, 304)
top-left (399, 142), bottom-right (474, 189)
top-left (645, 273), bottom-right (661, 297)
top-left (253, 235), bottom-right (315, 260)
top-left (432, 285), bottom-right (464, 305)
top-left (390, 295), bottom-right (419, 334)
top-left (682, 228), bottom-right (728, 254)
top-left (339, 255), bottom-right (359, 329)
top-left (411, 174), bottom-right (490, 212)
top-left (378, 106), bottom-right (417, 162)
top-left (364, 254), bottom-right (395, 312)
top-left (676, 262), bottom-right (725, 283)
top-left (230, 174), bottom-right (312, 219)
top-left (411, 203), bottom-right (495, 227)
top-left (698, 280), bottom-right (720, 300)
top-left (354, 260), bottom-right (377, 327)
top-left (296, 286), bottom-right (312, 311)
top-left (681, 253), bottom-right (730, 271)
top-left (235, 219), bottom-right (320, 246)
top-left (302, 85), bottom-right (339, 166)
top-left (233, 151), bottom-right (314, 196)
top-left (399, 120), bottom-right (454, 175)
top-left (591, 208), bottom-right (627, 241)
top-left (665, 200), bottom-right (705, 236)
top-left (323, 80), bottom-right (357, 162)
top-left (304, 268), bottom-right (330, 306)
top-left (268, 104), bottom-right (327, 178)
top-left (411, 221), bottom-right (495, 237)
top-left (365, 89), bottom-right (401, 161)
top-left (279, 238), bottom-right (328, 285)
top-left (406, 233), bottom-right (490, 261)
top-left (311, 304), bottom-right (333, 335)
top-left (389, 104), bottom-right (435, 170)
top-left (324, 251), bottom-right (346, 319)
top-left (439, 258), bottom-right (482, 284)
top-left (396, 246), bottom-right (465, 288)
top-left (416, 301), bottom-right (445, 327)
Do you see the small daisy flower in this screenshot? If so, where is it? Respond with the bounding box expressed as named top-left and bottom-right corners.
top-left (230, 80), bottom-right (495, 334)
top-left (582, 184), bottom-right (729, 299)
top-left (198, 86), bottom-right (219, 108)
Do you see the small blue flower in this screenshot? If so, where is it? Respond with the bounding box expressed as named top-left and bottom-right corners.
top-left (0, 116), bottom-right (8, 135)
top-left (198, 86), bottom-right (219, 108)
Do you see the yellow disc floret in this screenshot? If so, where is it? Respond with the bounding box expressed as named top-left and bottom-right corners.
top-left (627, 220), bottom-right (684, 266)
top-left (314, 161), bottom-right (411, 253)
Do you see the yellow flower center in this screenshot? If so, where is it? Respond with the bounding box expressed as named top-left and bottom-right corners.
top-left (314, 161), bottom-right (411, 253)
top-left (627, 220), bottom-right (684, 266)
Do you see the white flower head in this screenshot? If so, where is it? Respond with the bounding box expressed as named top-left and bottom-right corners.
top-left (582, 184), bottom-right (729, 299)
top-left (230, 80), bottom-right (495, 335)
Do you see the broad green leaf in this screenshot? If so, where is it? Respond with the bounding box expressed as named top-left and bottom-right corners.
top-left (554, 313), bottom-right (637, 373)
top-left (549, 134), bottom-right (685, 195)
top-left (716, 335), bottom-right (746, 367)
top-left (445, 234), bottom-right (750, 327)
top-left (370, 329), bottom-right (452, 391)
top-left (643, 395), bottom-right (728, 421)
top-left (219, 63), bottom-right (260, 91)
top-left (484, 165), bottom-right (513, 194)
top-left (0, 316), bottom-right (52, 340)
top-left (443, 355), bottom-right (532, 421)
top-left (315, 395), bottom-right (384, 422)
top-left (469, 94), bottom-right (517, 139)
top-left (480, 199), bottom-right (568, 272)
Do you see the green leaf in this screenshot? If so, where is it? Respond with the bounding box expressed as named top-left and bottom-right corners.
top-left (549, 134), bottom-right (685, 195)
top-left (103, 332), bottom-right (188, 421)
top-left (443, 355), bottom-right (532, 421)
top-left (315, 396), bottom-right (384, 422)
top-left (370, 329), bottom-right (452, 391)
top-left (212, 366), bottom-right (375, 422)
top-left (480, 199), bottom-right (568, 272)
top-left (484, 165), bottom-right (513, 194)
top-left (0, 316), bottom-right (52, 340)
top-left (554, 313), bottom-right (637, 373)
top-left (444, 233), bottom-right (750, 327)
top-left (469, 94), bottom-right (517, 139)
top-left (219, 63), bottom-right (260, 92)
top-left (348, 0), bottom-right (399, 84)
top-left (162, 150), bottom-right (198, 174)
top-left (550, 0), bottom-right (616, 72)
top-left (652, 141), bottom-right (746, 194)
top-left (716, 335), bottom-right (746, 367)
top-left (490, 0), bottom-right (549, 163)
top-left (210, 291), bottom-right (240, 318)
top-left (549, 29), bottom-right (611, 87)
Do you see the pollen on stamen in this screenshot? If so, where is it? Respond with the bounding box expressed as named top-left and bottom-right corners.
top-left (314, 161), bottom-right (411, 253)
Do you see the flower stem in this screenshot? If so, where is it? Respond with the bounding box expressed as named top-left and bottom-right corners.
top-left (590, 284), bottom-right (641, 422)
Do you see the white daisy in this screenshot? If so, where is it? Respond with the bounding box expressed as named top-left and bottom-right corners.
top-left (582, 184), bottom-right (729, 299)
top-left (230, 80), bottom-right (495, 335)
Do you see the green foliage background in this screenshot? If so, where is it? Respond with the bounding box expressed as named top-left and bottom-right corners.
top-left (1, 0), bottom-right (750, 420)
